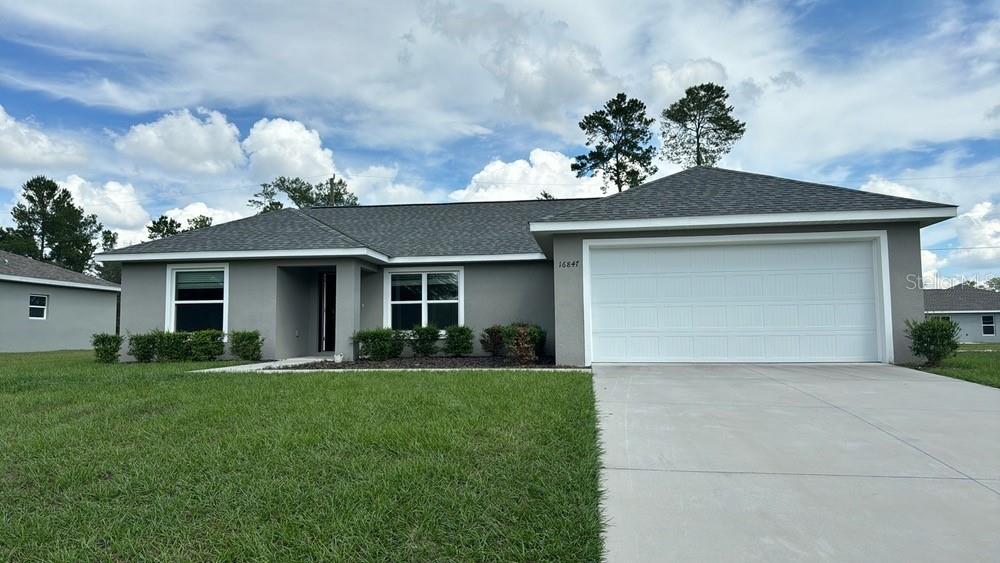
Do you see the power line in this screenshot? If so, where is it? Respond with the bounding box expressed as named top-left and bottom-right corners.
top-left (922, 246), bottom-right (1000, 251)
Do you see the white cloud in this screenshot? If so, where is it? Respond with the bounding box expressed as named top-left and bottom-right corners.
top-left (59, 174), bottom-right (150, 230)
top-left (648, 58), bottom-right (728, 109)
top-left (449, 149), bottom-right (604, 201)
top-left (346, 165), bottom-right (444, 205)
top-left (0, 105), bottom-right (84, 167)
top-left (242, 117), bottom-right (336, 181)
top-left (947, 202), bottom-right (1000, 271)
top-left (163, 201), bottom-right (245, 226)
top-left (114, 107), bottom-right (245, 174)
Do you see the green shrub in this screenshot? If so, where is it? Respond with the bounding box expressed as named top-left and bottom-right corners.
top-left (128, 331), bottom-right (159, 363)
top-left (157, 331), bottom-right (192, 362)
top-left (506, 325), bottom-right (539, 365)
top-left (906, 317), bottom-right (960, 366)
top-left (353, 328), bottom-right (406, 361)
top-left (230, 330), bottom-right (264, 362)
top-left (502, 322), bottom-right (546, 358)
top-left (91, 333), bottom-right (123, 363)
top-left (480, 325), bottom-right (505, 356)
top-left (189, 329), bottom-right (225, 361)
top-left (443, 325), bottom-right (474, 356)
top-left (410, 324), bottom-right (441, 357)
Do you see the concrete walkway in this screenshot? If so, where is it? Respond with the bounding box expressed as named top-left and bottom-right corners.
top-left (594, 363), bottom-right (1000, 562)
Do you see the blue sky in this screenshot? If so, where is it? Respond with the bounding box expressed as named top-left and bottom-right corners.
top-left (0, 0), bottom-right (997, 285)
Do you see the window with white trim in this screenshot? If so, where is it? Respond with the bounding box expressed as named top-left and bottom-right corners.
top-left (168, 266), bottom-right (227, 332)
top-left (28, 294), bottom-right (48, 319)
top-left (983, 315), bottom-right (995, 336)
top-left (386, 270), bottom-right (462, 330)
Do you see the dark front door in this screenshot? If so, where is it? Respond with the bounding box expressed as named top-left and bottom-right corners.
top-left (321, 272), bottom-right (336, 352)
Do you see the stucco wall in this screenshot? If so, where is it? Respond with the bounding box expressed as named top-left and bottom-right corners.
top-left (0, 280), bottom-right (117, 352)
top-left (119, 258), bottom-right (555, 360)
top-left (551, 222), bottom-right (926, 365)
top-left (927, 312), bottom-right (998, 344)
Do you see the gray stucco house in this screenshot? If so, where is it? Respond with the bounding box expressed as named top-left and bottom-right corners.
top-left (97, 167), bottom-right (957, 365)
top-left (0, 250), bottom-right (120, 352)
top-left (925, 285), bottom-right (999, 344)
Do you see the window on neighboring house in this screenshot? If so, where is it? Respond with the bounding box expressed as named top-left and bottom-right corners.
top-left (983, 315), bottom-right (995, 336)
top-left (168, 266), bottom-right (227, 332)
top-left (386, 269), bottom-right (462, 330)
top-left (28, 294), bottom-right (48, 319)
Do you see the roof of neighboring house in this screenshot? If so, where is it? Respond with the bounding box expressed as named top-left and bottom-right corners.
top-left (102, 199), bottom-right (595, 259)
top-left (535, 167), bottom-right (955, 223)
top-left (0, 250), bottom-right (120, 291)
top-left (925, 285), bottom-right (1000, 312)
top-left (99, 168), bottom-right (956, 262)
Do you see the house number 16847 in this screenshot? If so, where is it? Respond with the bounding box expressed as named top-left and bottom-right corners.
top-left (558, 260), bottom-right (580, 268)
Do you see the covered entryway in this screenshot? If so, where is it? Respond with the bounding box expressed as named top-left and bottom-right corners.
top-left (585, 234), bottom-right (889, 363)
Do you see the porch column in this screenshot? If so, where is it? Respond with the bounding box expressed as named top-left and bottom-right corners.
top-left (334, 260), bottom-right (362, 360)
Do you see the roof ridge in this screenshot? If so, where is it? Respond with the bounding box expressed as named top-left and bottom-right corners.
top-left (0, 249), bottom-right (119, 287)
top-left (307, 197), bottom-right (600, 210)
top-left (294, 208), bottom-right (372, 250)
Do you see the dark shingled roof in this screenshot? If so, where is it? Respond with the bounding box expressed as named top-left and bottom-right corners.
top-left (105, 199), bottom-right (595, 258)
top-left (105, 208), bottom-right (365, 254)
top-left (302, 199), bottom-right (593, 256)
top-left (0, 250), bottom-right (119, 288)
top-left (537, 167), bottom-right (955, 222)
top-left (925, 285), bottom-right (1000, 312)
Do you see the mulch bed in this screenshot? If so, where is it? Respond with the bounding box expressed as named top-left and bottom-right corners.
top-left (268, 356), bottom-right (584, 370)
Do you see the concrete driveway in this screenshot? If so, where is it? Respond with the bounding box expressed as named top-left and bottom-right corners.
top-left (594, 363), bottom-right (1000, 562)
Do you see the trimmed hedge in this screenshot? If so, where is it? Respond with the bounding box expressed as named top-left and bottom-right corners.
top-left (91, 333), bottom-right (123, 363)
top-left (443, 325), bottom-right (474, 357)
top-left (189, 330), bottom-right (225, 361)
top-left (410, 325), bottom-right (441, 357)
top-left (502, 322), bottom-right (546, 358)
top-left (128, 331), bottom-right (160, 363)
top-left (480, 325), bottom-right (505, 357)
top-left (906, 317), bottom-right (960, 366)
top-left (230, 330), bottom-right (264, 362)
top-left (157, 331), bottom-right (192, 362)
top-left (353, 328), bottom-right (406, 361)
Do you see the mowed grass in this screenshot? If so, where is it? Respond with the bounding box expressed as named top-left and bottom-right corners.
top-left (0, 351), bottom-right (602, 562)
top-left (921, 350), bottom-right (1000, 389)
top-left (958, 343), bottom-right (999, 351)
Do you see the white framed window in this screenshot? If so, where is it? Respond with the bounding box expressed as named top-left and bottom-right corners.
top-left (983, 315), bottom-right (995, 337)
top-left (165, 263), bottom-right (229, 333)
top-left (28, 294), bottom-right (48, 320)
top-left (383, 267), bottom-right (463, 330)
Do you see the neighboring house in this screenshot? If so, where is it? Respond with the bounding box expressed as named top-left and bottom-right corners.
top-left (0, 250), bottom-right (120, 353)
top-left (97, 167), bottom-right (956, 365)
top-left (925, 285), bottom-right (1000, 344)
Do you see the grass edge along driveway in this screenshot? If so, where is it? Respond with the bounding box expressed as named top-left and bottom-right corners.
top-left (0, 351), bottom-right (603, 562)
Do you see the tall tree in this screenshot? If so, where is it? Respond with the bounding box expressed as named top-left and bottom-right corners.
top-left (0, 227), bottom-right (38, 256)
top-left (248, 182), bottom-right (285, 214)
top-left (572, 93), bottom-right (658, 193)
top-left (186, 215), bottom-right (213, 230)
top-left (537, 190), bottom-right (555, 200)
top-left (96, 229), bottom-right (121, 284)
top-left (147, 215), bottom-right (182, 240)
top-left (660, 82), bottom-right (746, 167)
top-left (247, 174), bottom-right (359, 213)
top-left (987, 277), bottom-right (1000, 292)
top-left (9, 176), bottom-right (103, 272)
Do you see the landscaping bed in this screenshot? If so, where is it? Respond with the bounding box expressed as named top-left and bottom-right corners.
top-left (272, 355), bottom-right (582, 370)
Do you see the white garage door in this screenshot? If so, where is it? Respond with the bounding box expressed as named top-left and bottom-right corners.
top-left (588, 240), bottom-right (881, 363)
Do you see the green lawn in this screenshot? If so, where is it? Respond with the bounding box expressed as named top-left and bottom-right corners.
top-left (0, 351), bottom-right (602, 562)
top-left (921, 350), bottom-right (1000, 389)
top-left (959, 343), bottom-right (999, 351)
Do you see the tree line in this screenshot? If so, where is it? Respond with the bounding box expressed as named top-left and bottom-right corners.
top-left (572, 82), bottom-right (746, 194)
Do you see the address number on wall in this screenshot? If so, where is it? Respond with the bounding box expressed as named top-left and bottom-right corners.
top-left (558, 260), bottom-right (580, 268)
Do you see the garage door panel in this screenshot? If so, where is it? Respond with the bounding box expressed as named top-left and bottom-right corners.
top-left (589, 240), bottom-right (880, 363)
